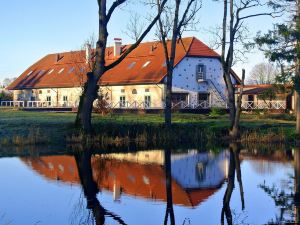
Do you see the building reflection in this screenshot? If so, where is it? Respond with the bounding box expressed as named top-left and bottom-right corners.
top-left (21, 150), bottom-right (229, 207)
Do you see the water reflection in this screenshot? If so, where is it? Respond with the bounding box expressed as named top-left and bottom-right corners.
top-left (74, 149), bottom-right (126, 225)
top-left (16, 146), bottom-right (299, 224)
top-left (221, 143), bottom-right (244, 225)
top-left (164, 148), bottom-right (175, 225)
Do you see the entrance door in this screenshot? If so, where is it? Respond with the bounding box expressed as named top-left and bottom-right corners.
top-left (171, 93), bottom-right (188, 107)
top-left (198, 93), bottom-right (210, 108)
top-left (248, 95), bottom-right (254, 102)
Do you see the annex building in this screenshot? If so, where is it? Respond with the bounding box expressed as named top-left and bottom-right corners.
top-left (6, 37), bottom-right (241, 110)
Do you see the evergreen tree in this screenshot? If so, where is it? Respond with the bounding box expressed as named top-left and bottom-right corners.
top-left (256, 0), bottom-right (300, 134)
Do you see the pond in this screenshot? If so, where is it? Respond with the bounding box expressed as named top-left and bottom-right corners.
top-left (0, 145), bottom-right (298, 225)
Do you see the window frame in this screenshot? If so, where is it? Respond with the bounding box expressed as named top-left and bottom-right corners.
top-left (196, 64), bottom-right (206, 82)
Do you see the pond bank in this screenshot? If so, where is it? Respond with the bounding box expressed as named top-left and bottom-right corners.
top-left (0, 109), bottom-right (298, 147)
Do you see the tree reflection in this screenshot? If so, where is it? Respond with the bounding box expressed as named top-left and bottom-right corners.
top-left (74, 149), bottom-right (127, 225)
top-left (258, 148), bottom-right (298, 224)
top-left (221, 142), bottom-right (245, 225)
top-left (164, 148), bottom-right (175, 225)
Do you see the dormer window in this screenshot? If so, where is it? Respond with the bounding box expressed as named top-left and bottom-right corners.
top-left (196, 64), bottom-right (206, 82)
top-left (27, 71), bottom-right (33, 76)
top-left (58, 68), bottom-right (65, 74)
top-left (128, 62), bottom-right (136, 69)
top-left (48, 69), bottom-right (54, 74)
top-left (142, 61), bottom-right (151, 68)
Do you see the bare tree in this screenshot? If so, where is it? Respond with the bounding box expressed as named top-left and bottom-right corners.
top-left (123, 13), bottom-right (145, 41)
top-left (216, 0), bottom-right (279, 139)
top-left (76, 0), bottom-right (168, 133)
top-left (155, 0), bottom-right (201, 127)
top-left (247, 62), bottom-right (278, 84)
top-left (2, 77), bottom-right (16, 87)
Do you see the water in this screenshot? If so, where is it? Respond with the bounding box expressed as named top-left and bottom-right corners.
top-left (0, 146), bottom-right (298, 225)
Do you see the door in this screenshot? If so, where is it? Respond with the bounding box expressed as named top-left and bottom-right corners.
top-left (171, 93), bottom-right (188, 107)
top-left (144, 95), bottom-right (151, 108)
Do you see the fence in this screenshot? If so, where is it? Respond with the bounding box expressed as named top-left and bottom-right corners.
top-left (241, 101), bottom-right (286, 110)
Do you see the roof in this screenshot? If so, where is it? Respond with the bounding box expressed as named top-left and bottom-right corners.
top-left (243, 87), bottom-right (272, 95)
top-left (21, 155), bottom-right (220, 207)
top-left (8, 37), bottom-right (239, 90)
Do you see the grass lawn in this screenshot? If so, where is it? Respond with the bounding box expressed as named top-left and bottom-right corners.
top-left (0, 108), bottom-right (297, 146)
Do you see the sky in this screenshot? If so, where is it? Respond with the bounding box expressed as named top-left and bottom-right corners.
top-left (0, 0), bottom-right (282, 82)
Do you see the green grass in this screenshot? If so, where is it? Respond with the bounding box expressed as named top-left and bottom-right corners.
top-left (0, 108), bottom-right (297, 147)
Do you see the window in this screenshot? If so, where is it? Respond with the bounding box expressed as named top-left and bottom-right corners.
top-left (63, 96), bottom-right (68, 101)
top-left (171, 93), bottom-right (188, 105)
top-left (132, 89), bottom-right (137, 94)
top-left (198, 93), bottom-right (210, 103)
top-left (68, 67), bottom-right (75, 73)
top-left (121, 89), bottom-right (125, 93)
top-left (46, 96), bottom-right (51, 106)
top-left (39, 90), bottom-right (42, 94)
top-left (47, 90), bottom-right (50, 93)
top-left (37, 70), bottom-right (46, 76)
top-left (27, 71), bottom-right (33, 76)
top-left (196, 162), bottom-right (207, 182)
top-left (58, 68), bottom-right (65, 74)
top-left (145, 95), bottom-right (151, 108)
top-left (128, 62), bottom-right (136, 69)
top-left (48, 69), bottom-right (54, 74)
top-left (142, 61), bottom-right (151, 68)
top-left (145, 88), bottom-right (150, 93)
top-left (119, 96), bottom-right (126, 108)
top-left (196, 64), bottom-right (206, 82)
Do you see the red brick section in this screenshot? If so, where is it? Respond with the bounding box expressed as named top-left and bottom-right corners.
top-left (8, 37), bottom-right (237, 90)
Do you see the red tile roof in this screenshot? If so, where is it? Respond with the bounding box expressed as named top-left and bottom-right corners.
top-left (21, 155), bottom-right (220, 207)
top-left (8, 37), bottom-right (239, 90)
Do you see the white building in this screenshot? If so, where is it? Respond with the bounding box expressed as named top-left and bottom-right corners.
top-left (6, 37), bottom-right (241, 110)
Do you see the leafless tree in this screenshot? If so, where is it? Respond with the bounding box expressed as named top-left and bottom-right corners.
top-left (76, 0), bottom-right (168, 133)
top-left (155, 0), bottom-right (201, 127)
top-left (247, 62), bottom-right (278, 84)
top-left (215, 0), bottom-right (280, 139)
top-left (123, 13), bottom-right (145, 41)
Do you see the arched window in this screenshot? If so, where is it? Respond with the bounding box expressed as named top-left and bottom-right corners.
top-left (132, 89), bottom-right (137, 94)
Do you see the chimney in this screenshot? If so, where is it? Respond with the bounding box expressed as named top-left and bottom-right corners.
top-left (85, 43), bottom-right (92, 64)
top-left (114, 38), bottom-right (122, 57)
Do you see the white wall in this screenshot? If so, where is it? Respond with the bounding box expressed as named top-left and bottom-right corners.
top-left (100, 84), bottom-right (164, 108)
top-left (172, 57), bottom-right (237, 105)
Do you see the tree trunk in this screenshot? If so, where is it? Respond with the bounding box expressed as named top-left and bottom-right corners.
top-left (294, 148), bottom-right (300, 224)
top-left (230, 69), bottom-right (245, 139)
top-left (164, 71), bottom-right (173, 128)
top-left (296, 90), bottom-right (300, 134)
top-left (164, 148), bottom-right (175, 225)
top-left (78, 73), bottom-right (100, 133)
top-left (74, 149), bottom-right (105, 225)
top-left (221, 148), bottom-right (235, 225)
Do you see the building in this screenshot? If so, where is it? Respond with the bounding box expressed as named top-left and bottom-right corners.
top-left (238, 84), bottom-right (295, 112)
top-left (6, 37), bottom-right (241, 110)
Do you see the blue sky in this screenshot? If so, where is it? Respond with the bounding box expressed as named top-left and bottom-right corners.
top-left (0, 0), bottom-right (280, 82)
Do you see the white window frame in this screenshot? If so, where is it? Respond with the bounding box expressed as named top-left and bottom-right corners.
top-left (119, 96), bottom-right (126, 108)
top-left (144, 95), bottom-right (151, 108)
top-left (196, 64), bottom-right (206, 82)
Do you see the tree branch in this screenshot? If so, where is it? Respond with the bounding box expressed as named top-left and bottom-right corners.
top-left (106, 0), bottom-right (126, 23)
top-left (104, 0), bottom-right (168, 71)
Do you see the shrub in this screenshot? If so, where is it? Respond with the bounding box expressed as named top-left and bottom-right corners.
top-left (209, 107), bottom-right (227, 117)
